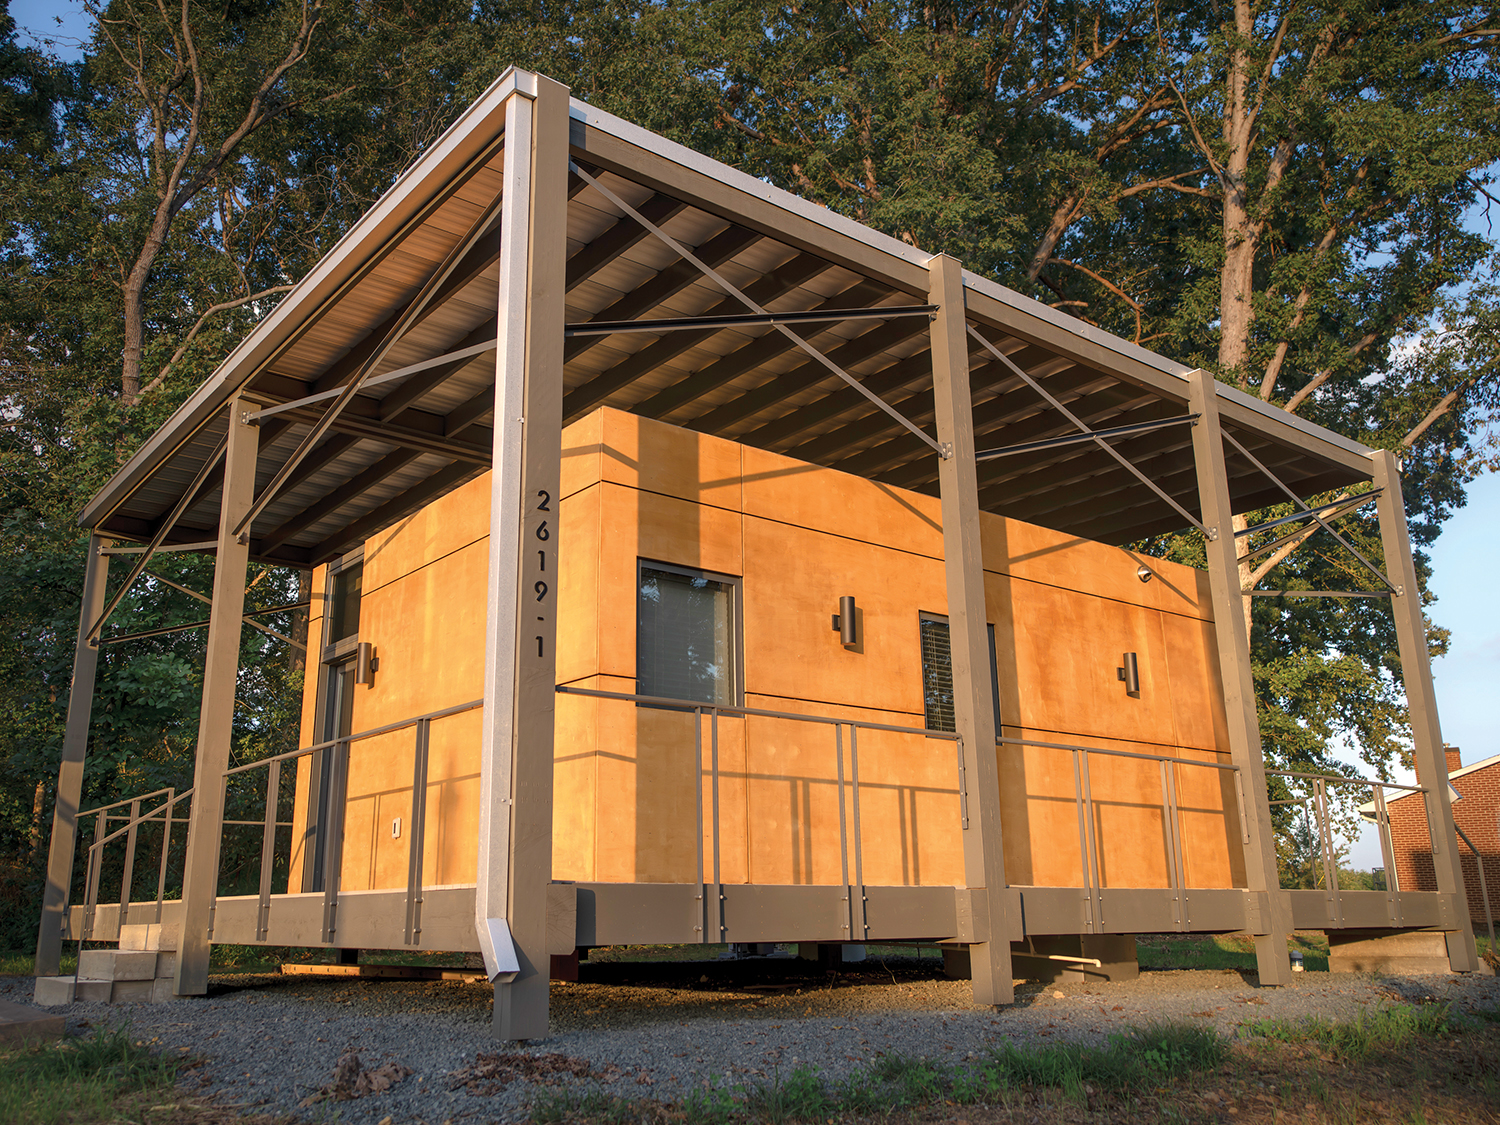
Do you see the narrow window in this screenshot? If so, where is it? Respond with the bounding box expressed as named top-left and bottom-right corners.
top-left (327, 559), bottom-right (363, 644)
top-left (919, 613), bottom-right (1001, 734)
top-left (637, 562), bottom-right (739, 706)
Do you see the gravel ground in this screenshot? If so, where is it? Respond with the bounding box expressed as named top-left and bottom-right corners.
top-left (5, 954), bottom-right (1499, 1124)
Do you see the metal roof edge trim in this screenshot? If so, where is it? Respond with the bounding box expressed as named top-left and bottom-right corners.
top-left (78, 67), bottom-right (537, 530)
top-left (962, 269), bottom-right (1373, 471)
top-left (567, 99), bottom-right (934, 275)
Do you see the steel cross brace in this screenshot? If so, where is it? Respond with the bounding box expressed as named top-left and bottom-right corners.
top-left (965, 326), bottom-right (1210, 535)
top-left (233, 187), bottom-right (511, 541)
top-left (1220, 431), bottom-right (1397, 594)
top-left (567, 161), bottom-right (944, 456)
top-left (87, 433), bottom-right (229, 645)
top-left (139, 570), bottom-right (307, 649)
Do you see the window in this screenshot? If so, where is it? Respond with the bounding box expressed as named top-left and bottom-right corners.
top-left (637, 562), bottom-right (739, 706)
top-left (327, 558), bottom-right (363, 644)
top-left (919, 613), bottom-right (1001, 733)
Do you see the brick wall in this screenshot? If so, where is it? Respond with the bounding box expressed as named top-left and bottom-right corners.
top-left (1386, 754), bottom-right (1500, 927)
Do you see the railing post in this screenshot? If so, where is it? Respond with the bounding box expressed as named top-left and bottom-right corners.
top-left (155, 789), bottom-right (175, 924)
top-left (257, 761), bottom-right (280, 942)
top-left (405, 720), bottom-right (430, 946)
top-left (175, 393), bottom-right (260, 996)
top-left (35, 534), bottom-right (110, 976)
top-left (693, 710), bottom-right (706, 943)
top-left (1188, 369), bottom-right (1292, 985)
top-left (119, 798), bottom-right (141, 927)
top-left (1072, 750), bottom-right (1093, 932)
top-left (1080, 751), bottom-right (1102, 930)
top-left (321, 738), bottom-right (349, 942)
top-left (83, 811), bottom-right (105, 941)
top-left (1372, 784), bottom-right (1401, 925)
top-left (1371, 449), bottom-right (1479, 971)
top-left (837, 725), bottom-right (852, 941)
top-left (475, 72), bottom-right (569, 1042)
top-left (710, 709), bottom-right (722, 942)
top-left (849, 725), bottom-right (867, 941)
top-left (928, 253), bottom-right (1013, 1004)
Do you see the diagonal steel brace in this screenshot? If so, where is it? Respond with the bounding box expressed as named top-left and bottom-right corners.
top-left (568, 161), bottom-right (943, 456)
top-left (1221, 432), bottom-right (1397, 593)
top-left (966, 326), bottom-right (1209, 536)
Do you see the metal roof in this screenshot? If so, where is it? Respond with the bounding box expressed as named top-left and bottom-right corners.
top-left (79, 68), bottom-right (1375, 568)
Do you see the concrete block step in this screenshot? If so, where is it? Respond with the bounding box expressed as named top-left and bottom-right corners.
top-left (78, 949), bottom-right (159, 982)
top-left (118, 921), bottom-right (178, 951)
top-left (34, 975), bottom-right (176, 1005)
top-left (0, 998), bottom-right (65, 1043)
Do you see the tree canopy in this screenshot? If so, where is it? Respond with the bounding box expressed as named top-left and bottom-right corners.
top-left (1, 0), bottom-right (1497, 933)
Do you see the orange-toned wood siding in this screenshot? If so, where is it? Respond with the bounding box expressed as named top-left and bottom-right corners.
top-left (291, 407), bottom-right (1243, 900)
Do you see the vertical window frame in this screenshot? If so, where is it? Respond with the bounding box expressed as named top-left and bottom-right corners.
top-left (918, 611), bottom-right (1002, 734)
top-left (635, 558), bottom-right (744, 708)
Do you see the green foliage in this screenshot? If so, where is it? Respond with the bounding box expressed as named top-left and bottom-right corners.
top-left (0, 1022), bottom-right (179, 1125)
top-left (1243, 1003), bottom-right (1453, 1060)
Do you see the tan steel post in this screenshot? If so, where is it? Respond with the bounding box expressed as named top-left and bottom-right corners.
top-left (175, 396), bottom-right (259, 995)
top-left (1371, 450), bottom-right (1479, 971)
top-left (1187, 369), bottom-right (1291, 986)
top-left (34, 535), bottom-right (110, 976)
top-left (476, 72), bottom-right (569, 1040)
top-left (928, 254), bottom-right (1013, 1005)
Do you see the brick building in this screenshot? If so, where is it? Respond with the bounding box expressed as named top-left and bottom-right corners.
top-left (1368, 747), bottom-right (1500, 928)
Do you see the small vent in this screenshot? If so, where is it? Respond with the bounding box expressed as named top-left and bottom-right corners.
top-left (919, 614), bottom-right (1002, 734)
top-left (920, 617), bottom-right (956, 733)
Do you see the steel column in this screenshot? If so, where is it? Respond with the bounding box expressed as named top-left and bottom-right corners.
top-left (1371, 450), bottom-right (1479, 971)
top-left (1187, 369), bottom-right (1291, 985)
top-left (475, 73), bottom-right (569, 1040)
top-left (35, 535), bottom-right (110, 976)
top-left (174, 395), bottom-right (260, 995)
top-left (928, 254), bottom-right (1013, 1004)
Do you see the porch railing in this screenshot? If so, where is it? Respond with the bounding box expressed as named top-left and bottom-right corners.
top-left (1266, 767), bottom-right (1424, 927)
top-left (555, 685), bottom-right (965, 942)
top-left (220, 697), bottom-right (484, 946)
top-left (996, 734), bottom-right (1245, 931)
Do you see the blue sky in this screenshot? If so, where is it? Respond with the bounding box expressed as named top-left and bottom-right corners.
top-left (10, 0), bottom-right (1497, 865)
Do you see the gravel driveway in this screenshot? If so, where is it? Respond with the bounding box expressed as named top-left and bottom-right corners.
top-left (5, 954), bottom-right (1498, 1124)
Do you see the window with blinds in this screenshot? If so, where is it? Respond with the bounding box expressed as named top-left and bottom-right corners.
top-left (636, 563), bottom-right (738, 706)
top-left (919, 614), bottom-right (1002, 733)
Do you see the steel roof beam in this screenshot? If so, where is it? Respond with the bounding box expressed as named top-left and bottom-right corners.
top-left (561, 251), bottom-right (831, 420)
top-left (566, 193), bottom-right (687, 290)
top-left (379, 320), bottom-right (501, 422)
top-left (309, 461), bottom-right (479, 566)
top-left (563, 225), bottom-right (762, 364)
top-left (675, 297), bottom-right (923, 434)
top-left (633, 280), bottom-right (892, 421)
top-left (255, 449), bottom-right (425, 555)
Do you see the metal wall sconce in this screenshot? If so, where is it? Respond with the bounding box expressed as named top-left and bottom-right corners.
top-left (1137, 564), bottom-right (1154, 583)
top-left (355, 641), bottom-right (380, 686)
top-left (831, 596), bottom-right (858, 647)
top-left (1117, 651), bottom-right (1140, 695)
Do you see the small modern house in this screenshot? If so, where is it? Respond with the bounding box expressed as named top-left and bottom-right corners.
top-left (35, 69), bottom-right (1479, 1039)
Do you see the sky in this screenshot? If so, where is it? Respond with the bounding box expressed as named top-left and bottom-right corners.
top-left (10, 0), bottom-right (1498, 868)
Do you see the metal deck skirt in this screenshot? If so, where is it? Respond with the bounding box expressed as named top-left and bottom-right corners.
top-left (63, 884), bottom-right (1464, 951)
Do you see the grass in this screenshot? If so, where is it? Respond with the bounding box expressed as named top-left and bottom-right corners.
top-left (1242, 1001), bottom-right (1455, 1059)
top-left (1137, 930), bottom-right (1332, 972)
top-left (529, 1004), bottom-right (1500, 1124)
top-left (0, 1023), bottom-right (179, 1125)
top-left (533, 1022), bottom-right (1226, 1124)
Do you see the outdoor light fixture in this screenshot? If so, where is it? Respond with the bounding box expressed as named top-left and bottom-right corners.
top-left (1137, 564), bottom-right (1154, 583)
top-left (1117, 652), bottom-right (1140, 695)
top-left (831, 596), bottom-right (858, 647)
top-left (355, 641), bottom-right (379, 686)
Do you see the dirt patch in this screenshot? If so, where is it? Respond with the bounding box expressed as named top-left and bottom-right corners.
top-left (447, 1050), bottom-right (623, 1095)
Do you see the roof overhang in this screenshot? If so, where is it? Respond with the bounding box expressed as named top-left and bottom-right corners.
top-left (79, 67), bottom-right (1376, 568)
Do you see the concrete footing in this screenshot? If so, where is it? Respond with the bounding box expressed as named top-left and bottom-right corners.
top-left (1327, 929), bottom-right (1453, 974)
top-left (943, 936), bottom-right (1138, 983)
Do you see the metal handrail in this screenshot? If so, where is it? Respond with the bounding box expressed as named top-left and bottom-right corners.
top-left (997, 733), bottom-right (1247, 931)
top-left (557, 684), bottom-right (967, 942)
top-left (996, 734), bottom-right (1240, 772)
top-left (222, 697), bottom-right (485, 775)
top-left (1264, 767), bottom-right (1415, 927)
top-left (555, 684), bottom-right (961, 740)
top-left (218, 697), bottom-right (485, 947)
top-left (1265, 766), bottom-right (1425, 793)
top-left (78, 787), bottom-right (178, 819)
top-left (77, 789), bottom-right (191, 940)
